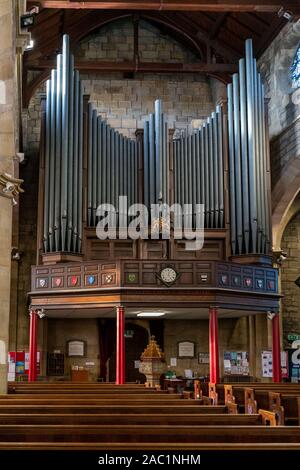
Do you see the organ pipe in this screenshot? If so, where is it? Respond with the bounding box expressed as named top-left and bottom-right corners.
top-left (43, 36), bottom-right (83, 253)
top-left (143, 100), bottom-right (169, 207)
top-left (72, 70), bottom-right (79, 252)
top-left (233, 73), bottom-right (243, 254)
top-left (48, 69), bottom-right (56, 252)
top-left (239, 59), bottom-right (250, 253)
top-left (44, 80), bottom-right (51, 253)
top-left (227, 38), bottom-right (270, 254)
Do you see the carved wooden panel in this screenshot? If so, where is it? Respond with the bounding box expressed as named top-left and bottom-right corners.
top-left (174, 239), bottom-right (224, 260)
top-left (31, 260), bottom-right (278, 297)
top-left (140, 240), bottom-right (169, 259)
top-left (86, 238), bottom-right (136, 260)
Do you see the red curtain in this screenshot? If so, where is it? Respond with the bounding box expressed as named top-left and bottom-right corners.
top-left (97, 319), bottom-right (116, 381)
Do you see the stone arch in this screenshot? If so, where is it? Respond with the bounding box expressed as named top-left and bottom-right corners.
top-left (272, 156), bottom-right (300, 251)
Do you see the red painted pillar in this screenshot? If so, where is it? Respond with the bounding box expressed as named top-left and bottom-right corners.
top-left (272, 313), bottom-right (282, 383)
top-left (209, 306), bottom-right (220, 384)
top-left (28, 310), bottom-right (38, 382)
top-left (116, 306), bottom-right (125, 384)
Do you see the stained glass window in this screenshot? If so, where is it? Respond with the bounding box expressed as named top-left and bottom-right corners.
top-left (291, 44), bottom-right (300, 88)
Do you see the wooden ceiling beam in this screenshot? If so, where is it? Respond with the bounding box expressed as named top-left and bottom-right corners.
top-left (25, 58), bottom-right (238, 74)
top-left (173, 12), bottom-right (241, 61)
top-left (229, 12), bottom-right (268, 35)
top-left (254, 15), bottom-right (286, 56)
top-left (27, 1), bottom-right (300, 13)
top-left (209, 12), bottom-right (228, 39)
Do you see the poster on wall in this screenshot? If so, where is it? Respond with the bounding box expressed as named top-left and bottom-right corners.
top-left (288, 340), bottom-right (300, 382)
top-left (261, 350), bottom-right (289, 378)
top-left (223, 351), bottom-right (249, 375)
top-left (7, 352), bottom-right (16, 382)
top-left (15, 351), bottom-right (25, 375)
top-left (198, 352), bottom-right (209, 364)
top-left (261, 350), bottom-right (272, 377)
top-left (8, 351), bottom-right (41, 381)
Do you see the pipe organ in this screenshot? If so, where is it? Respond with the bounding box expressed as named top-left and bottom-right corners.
top-left (41, 34), bottom-right (272, 259)
top-left (227, 39), bottom-right (270, 256)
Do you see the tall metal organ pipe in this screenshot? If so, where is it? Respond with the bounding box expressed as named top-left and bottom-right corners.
top-left (227, 38), bottom-right (270, 255)
top-left (43, 35), bottom-right (83, 253)
top-left (143, 99), bottom-right (169, 207)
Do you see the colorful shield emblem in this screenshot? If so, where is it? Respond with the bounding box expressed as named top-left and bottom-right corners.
top-left (245, 278), bottom-right (252, 287)
top-left (233, 276), bottom-right (240, 286)
top-left (105, 274), bottom-right (113, 284)
top-left (267, 280), bottom-right (275, 290)
top-left (54, 277), bottom-right (62, 287)
top-left (71, 276), bottom-right (78, 286)
top-left (38, 278), bottom-right (47, 288)
top-left (87, 275), bottom-right (95, 285)
top-left (221, 275), bottom-right (228, 285)
top-left (127, 273), bottom-right (136, 283)
top-left (256, 279), bottom-right (263, 289)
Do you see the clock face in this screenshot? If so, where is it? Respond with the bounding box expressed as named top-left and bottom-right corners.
top-left (160, 267), bottom-right (177, 285)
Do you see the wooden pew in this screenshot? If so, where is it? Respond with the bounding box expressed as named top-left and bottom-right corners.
top-left (1, 442), bottom-right (300, 450)
top-left (223, 385), bottom-right (300, 425)
top-left (0, 404), bottom-right (236, 414)
top-left (3, 392), bottom-right (174, 399)
top-left (0, 412), bottom-right (272, 426)
top-left (0, 424), bottom-right (299, 443)
top-left (8, 386), bottom-right (159, 394)
top-left (211, 383), bottom-right (300, 406)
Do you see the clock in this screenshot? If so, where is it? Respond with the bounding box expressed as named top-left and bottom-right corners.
top-left (157, 266), bottom-right (179, 287)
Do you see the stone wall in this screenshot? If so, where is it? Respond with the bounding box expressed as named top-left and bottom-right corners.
top-left (82, 71), bottom-right (213, 139)
top-left (75, 19), bottom-right (197, 63)
top-left (47, 319), bottom-right (100, 382)
top-left (270, 117), bottom-right (300, 190)
top-left (281, 212), bottom-right (300, 344)
top-left (258, 20), bottom-right (300, 140)
top-left (258, 20), bottom-right (300, 190)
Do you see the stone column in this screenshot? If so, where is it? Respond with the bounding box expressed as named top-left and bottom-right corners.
top-left (0, 1), bottom-right (25, 393)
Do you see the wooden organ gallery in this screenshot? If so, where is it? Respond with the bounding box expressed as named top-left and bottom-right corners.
top-left (28, 33), bottom-right (281, 385)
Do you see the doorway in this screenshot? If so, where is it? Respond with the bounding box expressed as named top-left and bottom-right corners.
top-left (109, 322), bottom-right (149, 382)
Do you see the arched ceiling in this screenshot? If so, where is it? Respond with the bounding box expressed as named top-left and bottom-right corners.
top-left (23, 7), bottom-right (289, 106)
